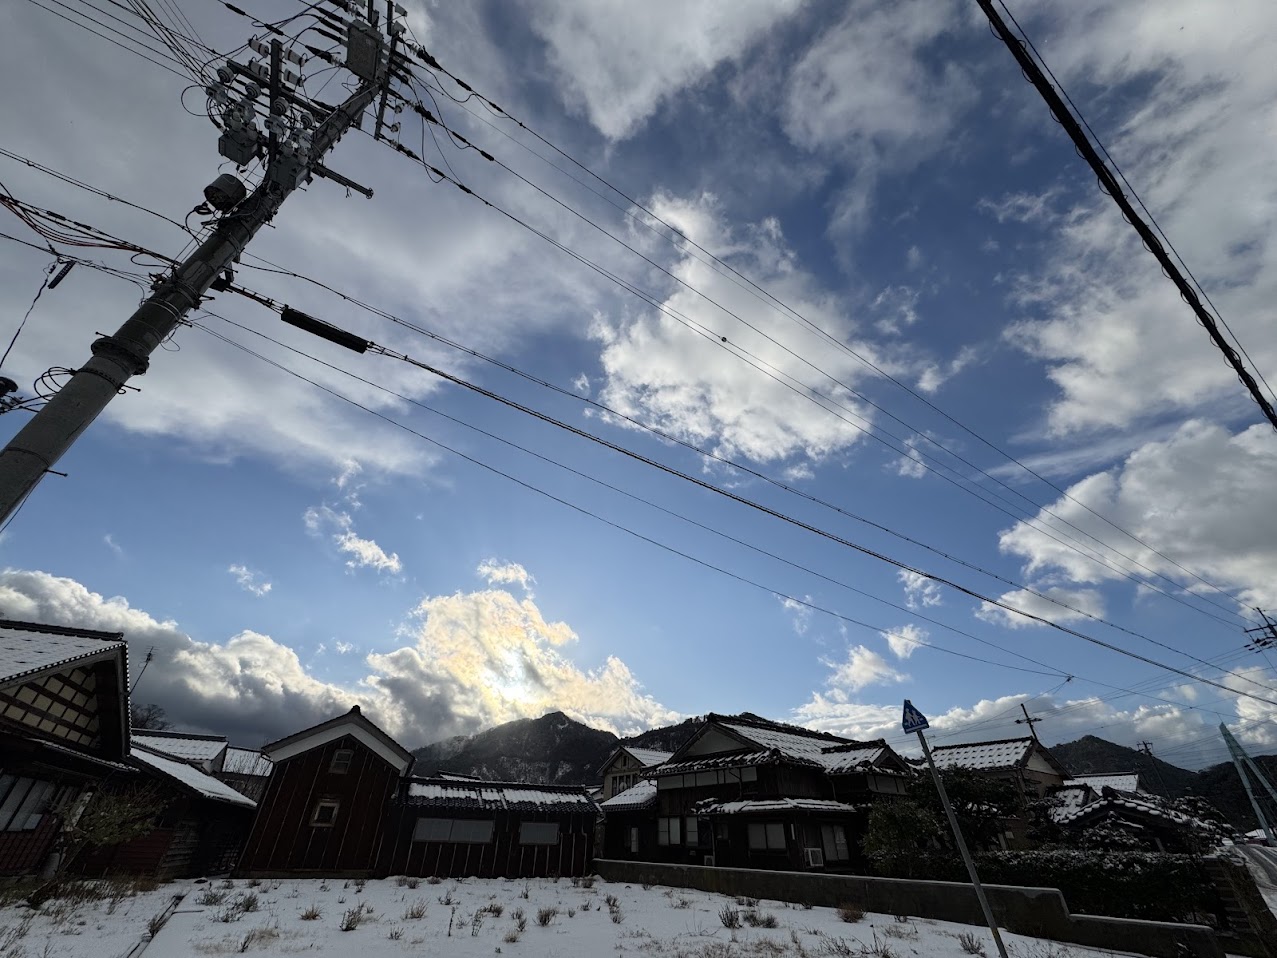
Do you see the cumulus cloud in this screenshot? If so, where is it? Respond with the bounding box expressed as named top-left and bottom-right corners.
top-left (304, 505), bottom-right (402, 576)
top-left (0, 567), bottom-right (677, 746)
top-left (899, 569), bottom-right (942, 610)
top-left (594, 193), bottom-right (873, 465)
top-left (975, 585), bottom-right (1106, 630)
top-left (993, 421), bottom-right (1277, 610)
top-left (227, 564), bottom-right (272, 598)
top-left (994, 1), bottom-right (1277, 434)
top-left (882, 623), bottom-right (927, 660)
top-left (521, 0), bottom-right (801, 140)
top-left (477, 559), bottom-right (536, 596)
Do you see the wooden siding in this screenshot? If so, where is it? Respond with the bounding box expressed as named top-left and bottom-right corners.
top-left (237, 733), bottom-right (398, 875)
top-left (384, 809), bottom-right (595, 879)
top-left (0, 814), bottom-right (60, 876)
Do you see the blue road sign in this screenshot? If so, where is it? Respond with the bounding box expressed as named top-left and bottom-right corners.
top-left (902, 699), bottom-right (929, 734)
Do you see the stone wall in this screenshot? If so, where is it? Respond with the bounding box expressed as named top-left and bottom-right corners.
top-left (594, 859), bottom-right (1225, 958)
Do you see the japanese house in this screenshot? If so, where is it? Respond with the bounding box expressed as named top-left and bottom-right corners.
top-left (600, 712), bottom-right (913, 872)
top-left (236, 706), bottom-right (601, 878)
top-left (599, 745), bottom-right (672, 801)
top-left (218, 747), bottom-right (274, 803)
top-left (928, 736), bottom-right (1069, 798)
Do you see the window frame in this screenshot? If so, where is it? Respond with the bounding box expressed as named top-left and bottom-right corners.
top-left (411, 817), bottom-right (495, 844)
top-left (329, 749), bottom-right (354, 774)
top-left (519, 821), bottom-right (560, 845)
top-left (747, 821), bottom-right (787, 851)
top-left (310, 799), bottom-right (340, 827)
top-left (685, 816), bottom-right (699, 846)
top-left (657, 815), bottom-right (682, 846)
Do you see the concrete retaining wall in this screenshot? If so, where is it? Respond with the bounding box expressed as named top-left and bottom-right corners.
top-left (594, 859), bottom-right (1224, 958)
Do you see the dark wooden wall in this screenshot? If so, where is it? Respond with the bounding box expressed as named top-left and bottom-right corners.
top-left (384, 809), bottom-right (595, 879)
top-left (236, 733), bottom-right (398, 876)
top-left (0, 814), bottom-right (60, 876)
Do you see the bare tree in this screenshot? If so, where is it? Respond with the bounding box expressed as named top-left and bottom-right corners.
top-left (129, 703), bottom-right (173, 730)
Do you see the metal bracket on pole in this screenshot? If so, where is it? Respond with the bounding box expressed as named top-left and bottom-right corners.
top-left (312, 164), bottom-right (374, 198)
top-left (905, 701), bottom-right (1009, 958)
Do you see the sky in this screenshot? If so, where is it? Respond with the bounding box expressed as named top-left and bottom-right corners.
top-left (1, 0), bottom-right (1276, 771)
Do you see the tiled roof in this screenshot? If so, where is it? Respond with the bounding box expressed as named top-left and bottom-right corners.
top-left (0, 623), bottom-right (125, 686)
top-left (600, 779), bottom-right (658, 810)
top-left (719, 719), bottom-right (850, 767)
top-left (1055, 792), bottom-right (1221, 833)
top-left (222, 746), bottom-right (273, 778)
top-left (404, 778), bottom-right (600, 814)
top-left (1050, 785), bottom-right (1096, 822)
top-left (697, 797), bottom-right (869, 816)
top-left (819, 743), bottom-right (892, 774)
top-left (653, 750), bottom-right (788, 776)
top-left (133, 732), bottom-right (228, 765)
top-left (131, 746), bottom-right (255, 808)
top-left (929, 737), bottom-right (1034, 771)
top-left (624, 747), bottom-right (672, 768)
top-left (1073, 773), bottom-right (1141, 793)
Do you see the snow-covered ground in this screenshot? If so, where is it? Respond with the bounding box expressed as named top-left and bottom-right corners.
top-left (0, 875), bottom-right (1151, 958)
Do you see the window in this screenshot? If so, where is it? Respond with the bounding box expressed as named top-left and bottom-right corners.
top-left (0, 777), bottom-right (55, 832)
top-left (629, 826), bottom-right (639, 853)
top-left (684, 817), bottom-right (699, 846)
top-left (519, 821), bottom-right (560, 845)
top-left (310, 799), bottom-right (340, 827)
top-left (820, 824), bottom-right (849, 862)
top-left (657, 816), bottom-right (681, 846)
top-left (747, 822), bottom-right (786, 851)
top-left (329, 749), bottom-right (354, 774)
top-left (412, 817), bottom-right (494, 843)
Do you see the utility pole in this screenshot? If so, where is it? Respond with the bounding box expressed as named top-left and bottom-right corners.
top-left (1014, 703), bottom-right (1042, 744)
top-left (0, 2), bottom-right (407, 525)
top-left (904, 700), bottom-right (1009, 958)
top-left (1136, 741), bottom-right (1170, 796)
top-left (1220, 724), bottom-right (1277, 845)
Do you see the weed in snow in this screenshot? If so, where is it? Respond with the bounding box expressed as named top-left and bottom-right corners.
top-left (196, 889), bottom-right (227, 906)
top-left (882, 924), bottom-right (917, 940)
top-left (836, 902), bottom-right (864, 924)
top-left (742, 910), bottom-right (778, 928)
top-left (536, 906), bottom-right (558, 927)
top-left (339, 906), bottom-right (362, 932)
top-left (237, 893), bottom-right (259, 913)
top-left (403, 899), bottom-right (427, 920)
top-left (236, 927), bottom-right (279, 952)
top-left (299, 905), bottom-right (322, 921)
top-left (426, 876), bottom-right (442, 885)
top-left (387, 927), bottom-right (404, 940)
top-left (958, 931), bottom-right (987, 957)
top-left (719, 905), bottom-right (741, 929)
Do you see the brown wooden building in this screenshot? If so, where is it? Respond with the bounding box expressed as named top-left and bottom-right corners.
top-left (237, 705), bottom-right (413, 877)
top-left (601, 713), bottom-right (913, 873)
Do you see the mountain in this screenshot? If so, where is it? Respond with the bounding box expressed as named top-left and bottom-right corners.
top-left (411, 712), bottom-right (619, 785)
top-left (1183, 754), bottom-right (1277, 832)
top-left (1048, 735), bottom-right (1197, 797)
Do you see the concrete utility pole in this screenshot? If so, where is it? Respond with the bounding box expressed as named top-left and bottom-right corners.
top-left (903, 700), bottom-right (1009, 958)
top-left (0, 2), bottom-right (404, 525)
top-left (1220, 723), bottom-right (1277, 845)
top-left (1014, 703), bottom-right (1041, 744)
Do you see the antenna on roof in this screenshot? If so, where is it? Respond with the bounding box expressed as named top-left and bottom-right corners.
top-left (129, 646), bottom-right (155, 695)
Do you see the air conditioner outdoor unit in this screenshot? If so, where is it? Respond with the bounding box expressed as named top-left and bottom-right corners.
top-left (702, 855), bottom-right (715, 867)
top-left (803, 847), bottom-right (824, 868)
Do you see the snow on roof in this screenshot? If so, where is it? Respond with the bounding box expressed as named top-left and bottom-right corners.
top-left (223, 747), bottom-right (273, 778)
top-left (1050, 785), bottom-right (1096, 822)
top-left (131, 746), bottom-right (256, 808)
top-left (405, 779), bottom-right (599, 814)
top-left (600, 779), bottom-right (658, 810)
top-left (1055, 792), bottom-right (1220, 833)
top-left (930, 737), bottom-right (1034, 771)
top-left (624, 747), bottom-right (672, 767)
top-left (1072, 773), bottom-right (1142, 793)
top-left (132, 732), bottom-right (227, 765)
top-left (717, 719), bottom-right (891, 774)
top-left (654, 750), bottom-right (781, 776)
top-left (0, 623), bottom-right (125, 686)
top-left (697, 797), bottom-right (868, 816)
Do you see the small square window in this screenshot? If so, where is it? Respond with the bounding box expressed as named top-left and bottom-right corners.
top-left (330, 749), bottom-right (354, 774)
top-left (311, 800), bottom-right (340, 827)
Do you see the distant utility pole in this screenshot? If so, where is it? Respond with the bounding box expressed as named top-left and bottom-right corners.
top-left (1136, 740), bottom-right (1170, 796)
top-left (1220, 724), bottom-right (1277, 845)
top-left (1244, 609), bottom-right (1277, 652)
top-left (1014, 703), bottom-right (1041, 744)
top-left (0, 1), bottom-right (408, 524)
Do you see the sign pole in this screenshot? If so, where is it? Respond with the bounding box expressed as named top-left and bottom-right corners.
top-left (903, 701), bottom-right (1009, 958)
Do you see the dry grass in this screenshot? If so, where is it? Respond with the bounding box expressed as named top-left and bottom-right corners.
top-left (719, 905), bottom-right (741, 929)
top-left (402, 899), bottom-right (427, 920)
top-left (299, 904), bottom-right (323, 921)
top-left (836, 902), bottom-right (864, 923)
top-left (535, 906), bottom-right (558, 927)
top-left (958, 931), bottom-right (987, 957)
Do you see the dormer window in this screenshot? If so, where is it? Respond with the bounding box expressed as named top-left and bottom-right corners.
top-left (330, 749), bottom-right (354, 774)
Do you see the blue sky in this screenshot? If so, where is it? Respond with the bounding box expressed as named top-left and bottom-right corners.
top-left (1, 0), bottom-right (1275, 770)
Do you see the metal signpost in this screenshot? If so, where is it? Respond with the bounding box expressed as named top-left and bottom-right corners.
top-left (903, 700), bottom-right (1009, 958)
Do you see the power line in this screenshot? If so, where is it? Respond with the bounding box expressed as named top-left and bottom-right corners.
top-left (404, 39), bottom-right (1257, 623)
top-left (22, 0), bottom-right (193, 82)
top-left (977, 0), bottom-right (1277, 433)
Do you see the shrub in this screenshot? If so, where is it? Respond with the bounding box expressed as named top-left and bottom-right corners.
top-left (426, 875), bottom-right (443, 885)
top-left (395, 876), bottom-right (409, 887)
top-left (672, 897), bottom-right (691, 909)
top-left (958, 931), bottom-right (987, 957)
top-left (515, 914), bottom-right (528, 933)
top-left (536, 906), bottom-right (558, 927)
top-left (405, 877), bottom-right (420, 889)
top-left (836, 902), bottom-right (864, 923)
top-left (504, 931), bottom-right (520, 944)
top-left (742, 910), bottom-right (777, 928)
top-left (340, 907), bottom-right (362, 932)
top-left (403, 899), bottom-right (427, 920)
top-left (238, 893), bottom-right (259, 913)
top-left (300, 905), bottom-right (322, 921)
top-left (718, 905), bottom-right (740, 929)
top-left (735, 896), bottom-right (760, 907)
top-left (197, 889), bottom-right (227, 906)
top-left (483, 902), bottom-right (504, 917)
top-left (213, 906), bottom-right (242, 924)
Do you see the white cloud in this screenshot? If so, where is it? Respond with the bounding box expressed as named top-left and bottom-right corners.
top-left (782, 0), bottom-right (976, 231)
top-left (304, 505), bottom-right (403, 576)
top-left (594, 193), bottom-right (874, 464)
top-left (975, 585), bottom-right (1106, 630)
top-left (882, 623), bottom-right (927, 660)
top-left (103, 534), bottom-right (123, 558)
top-left (520, 0), bottom-right (802, 140)
top-left (992, 421), bottom-right (1277, 610)
top-left (334, 641), bottom-right (354, 655)
top-left (227, 564), bottom-right (272, 598)
top-left (893, 436), bottom-right (929, 479)
top-left (571, 373), bottom-right (590, 395)
top-left (826, 645), bottom-right (908, 696)
top-left (476, 559), bottom-right (536, 596)
top-left (0, 567), bottom-right (677, 745)
top-left (778, 595), bottom-right (814, 636)
top-left (995, 1), bottom-right (1277, 434)
top-left (899, 569), bottom-right (942, 610)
